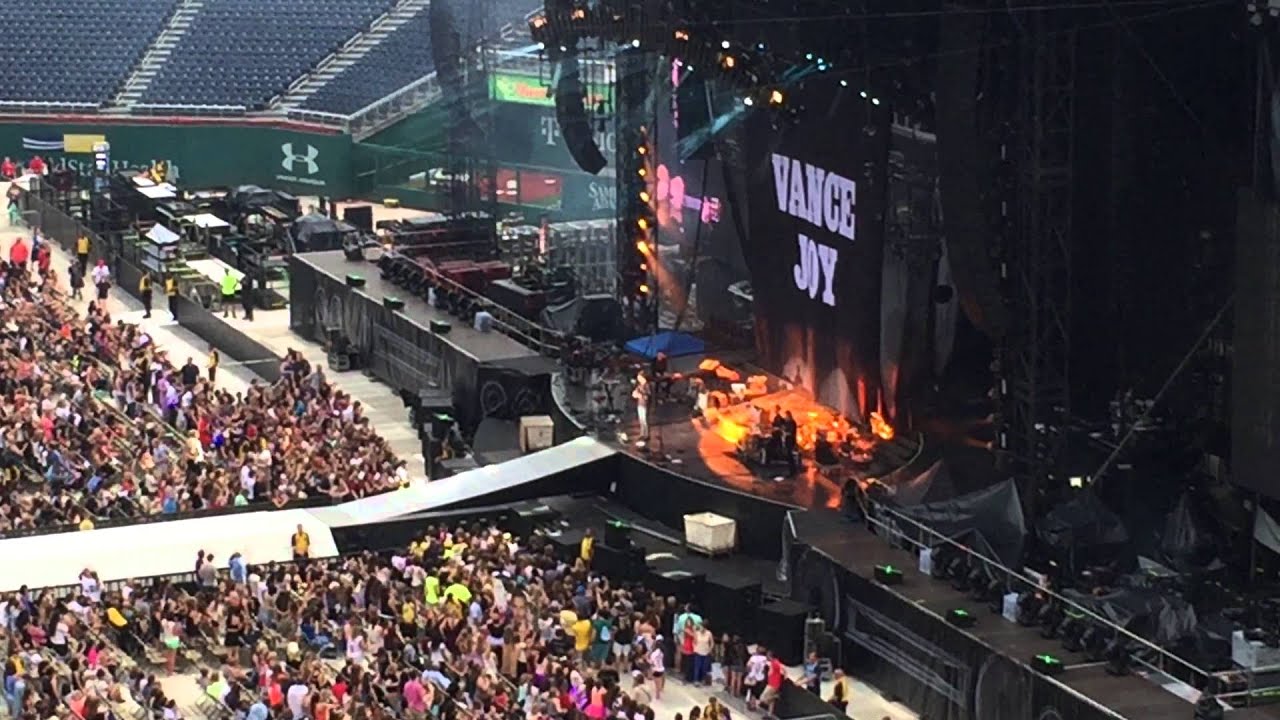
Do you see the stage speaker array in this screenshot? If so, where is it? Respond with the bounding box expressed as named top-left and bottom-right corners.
top-left (554, 56), bottom-right (607, 175)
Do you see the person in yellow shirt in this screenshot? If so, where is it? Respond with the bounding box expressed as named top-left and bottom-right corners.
top-left (572, 616), bottom-right (593, 656)
top-left (580, 528), bottom-right (595, 566)
top-left (164, 273), bottom-right (179, 320)
top-left (292, 524), bottom-right (311, 564)
top-left (138, 271), bottom-right (153, 318)
top-left (76, 234), bottom-right (89, 272)
top-left (78, 516), bottom-right (94, 531)
top-left (424, 574), bottom-right (441, 605)
top-left (827, 668), bottom-right (850, 712)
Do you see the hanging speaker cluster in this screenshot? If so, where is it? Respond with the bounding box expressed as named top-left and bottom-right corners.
top-left (554, 56), bottom-right (608, 175)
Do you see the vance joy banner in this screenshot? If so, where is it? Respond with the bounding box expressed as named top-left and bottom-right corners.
top-left (743, 80), bottom-right (890, 419)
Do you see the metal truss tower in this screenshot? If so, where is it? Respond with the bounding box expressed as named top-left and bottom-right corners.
top-left (1003, 11), bottom-right (1075, 507)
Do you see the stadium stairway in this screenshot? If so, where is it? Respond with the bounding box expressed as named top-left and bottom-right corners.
top-left (272, 0), bottom-right (431, 112)
top-left (108, 0), bottom-right (205, 110)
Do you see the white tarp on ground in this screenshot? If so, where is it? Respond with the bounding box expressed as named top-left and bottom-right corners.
top-left (0, 508), bottom-right (338, 592)
top-left (308, 437), bottom-right (617, 528)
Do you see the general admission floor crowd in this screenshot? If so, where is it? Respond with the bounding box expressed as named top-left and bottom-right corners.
top-left (0, 233), bottom-right (405, 537)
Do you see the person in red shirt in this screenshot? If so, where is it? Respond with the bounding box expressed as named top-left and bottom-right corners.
top-left (1, 157), bottom-right (16, 179)
top-left (759, 650), bottom-right (785, 715)
top-left (27, 155), bottom-right (45, 175)
top-left (9, 235), bottom-right (29, 271)
top-left (35, 242), bottom-right (50, 276)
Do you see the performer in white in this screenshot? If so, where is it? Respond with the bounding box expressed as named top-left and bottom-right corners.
top-left (632, 373), bottom-right (651, 445)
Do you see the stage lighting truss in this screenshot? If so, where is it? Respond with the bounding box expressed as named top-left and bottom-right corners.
top-left (618, 124), bottom-right (656, 305)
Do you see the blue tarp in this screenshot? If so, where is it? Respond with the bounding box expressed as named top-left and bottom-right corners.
top-left (623, 331), bottom-right (705, 359)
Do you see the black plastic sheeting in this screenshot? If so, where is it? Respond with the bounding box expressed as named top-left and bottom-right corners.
top-left (1036, 491), bottom-right (1134, 575)
top-left (1062, 586), bottom-right (1197, 648)
top-left (1158, 491), bottom-right (1224, 573)
top-left (891, 478), bottom-right (1027, 568)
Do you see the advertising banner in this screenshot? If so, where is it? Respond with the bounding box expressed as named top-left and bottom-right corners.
top-left (742, 79), bottom-right (890, 419)
top-left (489, 71), bottom-right (556, 107)
top-left (2, 122), bottom-right (353, 196)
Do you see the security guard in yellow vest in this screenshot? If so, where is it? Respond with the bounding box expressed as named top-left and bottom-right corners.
top-left (165, 274), bottom-right (179, 320)
top-left (138, 272), bottom-right (153, 318)
top-left (75, 235), bottom-right (90, 273)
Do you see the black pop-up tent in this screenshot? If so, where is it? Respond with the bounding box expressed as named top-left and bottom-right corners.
top-left (290, 212), bottom-right (356, 252)
top-left (892, 477), bottom-right (1028, 569)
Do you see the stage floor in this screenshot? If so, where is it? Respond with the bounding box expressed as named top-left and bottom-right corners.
top-left (558, 378), bottom-right (926, 511)
top-left (299, 250), bottom-right (539, 364)
top-left (797, 510), bottom-right (1196, 719)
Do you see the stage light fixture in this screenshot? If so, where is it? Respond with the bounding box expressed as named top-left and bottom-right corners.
top-left (631, 38), bottom-right (640, 47)
top-left (768, 89), bottom-right (784, 106)
top-left (947, 608), bottom-right (975, 628)
top-left (639, 190), bottom-right (651, 203)
top-left (721, 40), bottom-right (730, 49)
top-left (743, 97), bottom-right (754, 107)
top-left (637, 218), bottom-right (649, 230)
top-left (1194, 696), bottom-right (1225, 720)
top-left (1031, 653), bottom-right (1064, 676)
top-left (1103, 638), bottom-right (1130, 676)
top-left (638, 167), bottom-right (646, 177)
top-left (1016, 592), bottom-right (1044, 626)
top-left (805, 52), bottom-right (814, 60)
top-left (674, 29), bottom-right (689, 41)
top-left (637, 146), bottom-right (646, 155)
top-left (840, 80), bottom-right (848, 87)
top-left (639, 283), bottom-right (651, 295)
top-left (721, 55), bottom-right (736, 70)
top-left (1059, 615), bottom-right (1087, 652)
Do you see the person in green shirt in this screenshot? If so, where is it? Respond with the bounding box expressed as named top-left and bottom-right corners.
top-left (424, 575), bottom-right (441, 605)
top-left (220, 269), bottom-right (240, 318)
top-left (443, 581), bottom-right (472, 605)
top-left (589, 612), bottom-right (613, 666)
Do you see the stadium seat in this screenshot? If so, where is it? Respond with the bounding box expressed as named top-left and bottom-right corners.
top-left (0, 0), bottom-right (177, 105)
top-left (140, 0), bottom-right (396, 107)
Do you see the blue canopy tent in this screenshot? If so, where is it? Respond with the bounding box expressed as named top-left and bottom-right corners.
top-left (623, 331), bottom-right (705, 359)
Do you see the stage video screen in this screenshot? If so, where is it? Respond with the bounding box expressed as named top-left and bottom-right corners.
top-left (740, 77), bottom-right (891, 420)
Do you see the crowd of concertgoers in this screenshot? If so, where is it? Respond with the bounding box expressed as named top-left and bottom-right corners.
top-left (0, 241), bottom-right (405, 536)
top-left (0, 520), bottom-right (830, 720)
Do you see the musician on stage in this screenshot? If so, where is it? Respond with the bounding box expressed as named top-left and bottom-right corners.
top-left (782, 411), bottom-right (799, 475)
top-left (633, 373), bottom-right (652, 444)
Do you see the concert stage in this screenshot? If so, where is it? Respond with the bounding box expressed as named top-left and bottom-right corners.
top-left (289, 251), bottom-right (557, 430)
top-left (553, 368), bottom-right (935, 511)
top-left (791, 510), bottom-right (1195, 720)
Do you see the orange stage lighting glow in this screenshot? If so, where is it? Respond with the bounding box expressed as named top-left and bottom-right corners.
top-left (870, 411), bottom-right (895, 441)
top-left (711, 388), bottom-right (855, 453)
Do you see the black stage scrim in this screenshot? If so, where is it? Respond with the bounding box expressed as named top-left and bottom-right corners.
top-left (1233, 189), bottom-right (1280, 500)
top-left (742, 79), bottom-right (891, 420)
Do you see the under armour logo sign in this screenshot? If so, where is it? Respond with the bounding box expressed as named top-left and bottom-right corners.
top-left (281, 143), bottom-right (319, 175)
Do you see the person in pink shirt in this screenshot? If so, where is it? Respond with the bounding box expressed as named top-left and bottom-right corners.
top-left (402, 673), bottom-right (428, 718)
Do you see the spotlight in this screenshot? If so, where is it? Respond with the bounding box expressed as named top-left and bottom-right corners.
top-left (631, 39), bottom-right (640, 47)
top-left (721, 55), bottom-right (736, 70)
top-left (639, 283), bottom-right (651, 295)
top-left (1037, 603), bottom-right (1063, 638)
top-left (1080, 625), bottom-right (1107, 661)
top-left (674, 29), bottom-right (689, 41)
top-left (872, 97), bottom-right (881, 106)
top-left (721, 40), bottom-right (730, 49)
top-left (840, 80), bottom-right (848, 87)
top-left (805, 52), bottom-right (814, 60)
top-left (1059, 615), bottom-right (1087, 652)
top-left (756, 42), bottom-right (765, 50)
top-left (1194, 696), bottom-right (1224, 720)
top-left (743, 97), bottom-right (754, 107)
top-left (637, 218), bottom-right (649, 230)
top-left (1016, 592), bottom-right (1044, 626)
top-left (768, 89), bottom-right (784, 106)
top-left (859, 90), bottom-right (868, 99)
top-left (1103, 638), bottom-right (1130, 676)
top-left (639, 190), bottom-right (651, 203)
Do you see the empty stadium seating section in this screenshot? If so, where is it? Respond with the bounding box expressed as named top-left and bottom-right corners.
top-left (301, 12), bottom-right (434, 115)
top-left (0, 0), bottom-right (541, 114)
top-left (0, 0), bottom-right (178, 105)
top-left (141, 0), bottom-right (397, 108)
